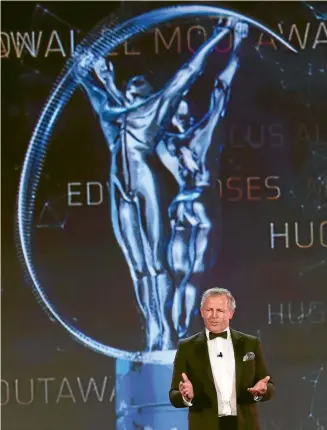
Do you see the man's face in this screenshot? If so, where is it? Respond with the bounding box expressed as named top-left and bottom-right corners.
top-left (200, 294), bottom-right (234, 333)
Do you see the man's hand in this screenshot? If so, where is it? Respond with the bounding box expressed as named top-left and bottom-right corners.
top-left (247, 376), bottom-right (270, 397)
top-left (179, 373), bottom-right (194, 401)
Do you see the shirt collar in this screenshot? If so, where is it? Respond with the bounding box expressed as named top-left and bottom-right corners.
top-left (205, 326), bottom-right (231, 341)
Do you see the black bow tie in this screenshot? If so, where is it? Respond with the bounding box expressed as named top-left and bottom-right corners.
top-left (209, 331), bottom-right (228, 340)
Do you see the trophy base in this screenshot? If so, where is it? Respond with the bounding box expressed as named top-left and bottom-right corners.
top-left (116, 355), bottom-right (188, 430)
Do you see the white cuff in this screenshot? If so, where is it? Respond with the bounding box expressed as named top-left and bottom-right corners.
top-left (182, 396), bottom-right (193, 406)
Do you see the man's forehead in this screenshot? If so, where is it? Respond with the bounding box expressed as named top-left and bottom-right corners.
top-left (204, 295), bottom-right (228, 306)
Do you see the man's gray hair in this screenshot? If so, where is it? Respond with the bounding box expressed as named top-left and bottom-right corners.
top-left (200, 287), bottom-right (236, 310)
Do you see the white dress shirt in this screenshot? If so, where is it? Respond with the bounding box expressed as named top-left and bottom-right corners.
top-left (206, 327), bottom-right (237, 416)
top-left (183, 326), bottom-right (237, 417)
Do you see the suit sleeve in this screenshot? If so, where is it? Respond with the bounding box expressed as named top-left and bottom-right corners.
top-left (239, 338), bottom-right (275, 404)
top-left (169, 341), bottom-right (189, 408)
top-left (254, 339), bottom-right (275, 402)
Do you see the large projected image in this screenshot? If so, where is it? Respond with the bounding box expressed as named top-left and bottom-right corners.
top-left (1, 2), bottom-right (327, 430)
top-left (16, 5), bottom-right (297, 362)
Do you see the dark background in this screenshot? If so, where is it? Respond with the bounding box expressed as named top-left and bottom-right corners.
top-left (1, 1), bottom-right (327, 429)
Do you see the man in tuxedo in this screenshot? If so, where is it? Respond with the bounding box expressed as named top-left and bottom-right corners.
top-left (169, 288), bottom-right (274, 430)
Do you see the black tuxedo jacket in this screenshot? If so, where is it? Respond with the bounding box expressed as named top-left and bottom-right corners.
top-left (169, 328), bottom-right (274, 430)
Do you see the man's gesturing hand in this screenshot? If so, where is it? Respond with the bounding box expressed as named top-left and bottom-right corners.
top-left (247, 376), bottom-right (270, 397)
top-left (179, 373), bottom-right (194, 401)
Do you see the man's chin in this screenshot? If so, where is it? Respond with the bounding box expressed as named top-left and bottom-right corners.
top-left (209, 325), bottom-right (221, 332)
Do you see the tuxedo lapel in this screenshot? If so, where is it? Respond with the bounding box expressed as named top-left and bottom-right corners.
top-left (231, 328), bottom-right (244, 395)
top-left (193, 331), bottom-right (219, 413)
top-left (194, 330), bottom-right (216, 390)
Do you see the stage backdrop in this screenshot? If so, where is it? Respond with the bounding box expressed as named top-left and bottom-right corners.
top-left (1, 1), bottom-right (327, 430)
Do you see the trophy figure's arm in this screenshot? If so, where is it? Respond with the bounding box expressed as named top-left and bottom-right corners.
top-left (156, 22), bottom-right (234, 125)
top-left (74, 53), bottom-right (126, 113)
top-left (103, 61), bottom-right (126, 106)
top-left (79, 76), bottom-right (109, 115)
top-left (185, 21), bottom-right (250, 146)
top-left (216, 22), bottom-right (249, 102)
